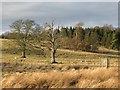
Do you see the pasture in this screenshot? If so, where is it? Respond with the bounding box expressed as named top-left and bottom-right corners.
top-left (1, 39), bottom-right (120, 88)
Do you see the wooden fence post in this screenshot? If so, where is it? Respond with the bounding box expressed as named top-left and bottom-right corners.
top-left (101, 58), bottom-right (110, 68)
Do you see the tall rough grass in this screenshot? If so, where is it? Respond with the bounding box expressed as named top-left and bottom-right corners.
top-left (2, 67), bottom-right (118, 88)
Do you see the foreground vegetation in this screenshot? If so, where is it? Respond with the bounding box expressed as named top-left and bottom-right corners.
top-left (2, 67), bottom-right (118, 88)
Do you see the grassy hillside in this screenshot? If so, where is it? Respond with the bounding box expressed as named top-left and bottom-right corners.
top-left (1, 39), bottom-right (119, 66)
top-left (1, 39), bottom-right (119, 88)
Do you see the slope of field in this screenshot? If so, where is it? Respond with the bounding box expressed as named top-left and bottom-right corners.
top-left (1, 39), bottom-right (119, 88)
top-left (1, 39), bottom-right (119, 66)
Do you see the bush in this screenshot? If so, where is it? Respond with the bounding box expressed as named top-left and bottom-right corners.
top-left (59, 38), bottom-right (98, 52)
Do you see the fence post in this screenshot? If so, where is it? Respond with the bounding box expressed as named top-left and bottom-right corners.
top-left (101, 58), bottom-right (110, 68)
top-left (105, 58), bottom-right (109, 68)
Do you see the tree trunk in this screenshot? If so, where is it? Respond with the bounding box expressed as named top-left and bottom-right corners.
top-left (51, 49), bottom-right (56, 63)
top-left (76, 31), bottom-right (78, 39)
top-left (21, 49), bottom-right (26, 58)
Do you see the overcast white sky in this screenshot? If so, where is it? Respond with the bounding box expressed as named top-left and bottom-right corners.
top-left (1, 0), bottom-right (119, 2)
top-left (0, 0), bottom-right (119, 34)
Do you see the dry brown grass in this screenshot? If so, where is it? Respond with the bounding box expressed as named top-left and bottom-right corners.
top-left (1, 39), bottom-right (119, 89)
top-left (2, 67), bottom-right (118, 88)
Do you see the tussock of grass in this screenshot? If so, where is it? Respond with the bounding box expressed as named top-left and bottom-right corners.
top-left (2, 67), bottom-right (118, 88)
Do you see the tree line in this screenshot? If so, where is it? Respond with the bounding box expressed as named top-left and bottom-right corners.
top-left (1, 19), bottom-right (120, 63)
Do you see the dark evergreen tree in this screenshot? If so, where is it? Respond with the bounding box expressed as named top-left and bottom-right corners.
top-left (68, 26), bottom-right (74, 38)
top-left (105, 31), bottom-right (112, 48)
top-left (60, 27), bottom-right (69, 37)
top-left (111, 31), bottom-right (120, 50)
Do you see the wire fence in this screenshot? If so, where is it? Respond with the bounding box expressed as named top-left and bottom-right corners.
top-left (56, 58), bottom-right (119, 67)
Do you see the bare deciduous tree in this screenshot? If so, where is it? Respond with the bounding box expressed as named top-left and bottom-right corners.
top-left (44, 21), bottom-right (60, 63)
top-left (75, 22), bottom-right (84, 39)
top-left (10, 19), bottom-right (36, 58)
